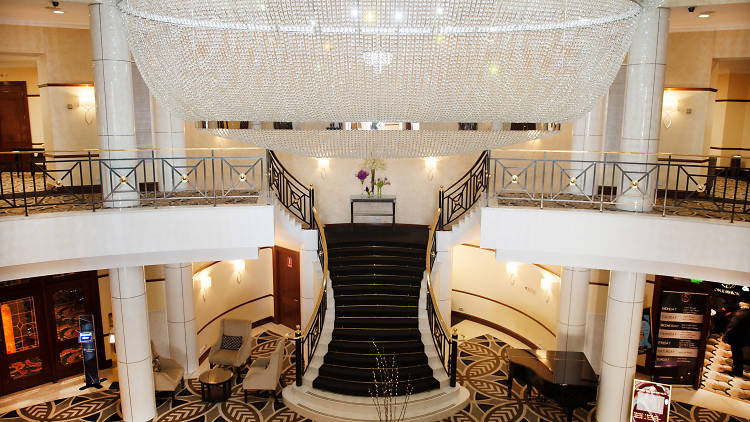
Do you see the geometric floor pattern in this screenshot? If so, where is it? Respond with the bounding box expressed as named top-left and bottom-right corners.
top-left (1, 332), bottom-right (747, 422)
top-left (701, 334), bottom-right (750, 403)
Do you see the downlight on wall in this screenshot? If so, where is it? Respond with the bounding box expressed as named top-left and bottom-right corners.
top-left (425, 157), bottom-right (437, 180)
top-left (317, 158), bottom-right (330, 179)
top-left (662, 91), bottom-right (679, 129)
top-left (194, 271), bottom-right (212, 301)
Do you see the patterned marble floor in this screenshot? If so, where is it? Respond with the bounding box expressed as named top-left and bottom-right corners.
top-left (0, 332), bottom-right (747, 422)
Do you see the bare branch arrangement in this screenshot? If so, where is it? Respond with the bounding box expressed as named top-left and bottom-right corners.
top-left (369, 342), bottom-right (413, 422)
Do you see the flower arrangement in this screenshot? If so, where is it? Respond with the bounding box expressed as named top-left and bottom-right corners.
top-left (356, 169), bottom-right (370, 197)
top-left (362, 158), bottom-right (388, 197)
top-left (375, 177), bottom-right (391, 197)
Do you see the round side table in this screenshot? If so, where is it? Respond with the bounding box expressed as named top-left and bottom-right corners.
top-left (198, 367), bottom-right (233, 402)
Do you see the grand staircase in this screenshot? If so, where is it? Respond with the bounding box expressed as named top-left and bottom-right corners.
top-left (312, 224), bottom-right (440, 396)
top-left (282, 223), bottom-right (469, 421)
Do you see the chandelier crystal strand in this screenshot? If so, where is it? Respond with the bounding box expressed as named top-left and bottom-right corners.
top-left (202, 125), bottom-right (559, 158)
top-left (119, 0), bottom-right (641, 124)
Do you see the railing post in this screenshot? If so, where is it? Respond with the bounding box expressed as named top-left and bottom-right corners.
top-left (19, 156), bottom-right (28, 216)
top-left (295, 325), bottom-right (303, 387)
top-left (265, 149), bottom-right (271, 205)
top-left (88, 152), bottom-right (95, 212)
top-left (484, 150), bottom-right (490, 207)
top-left (662, 155), bottom-right (671, 217)
top-left (309, 185), bottom-right (315, 229)
top-left (438, 185), bottom-right (444, 230)
top-left (211, 149), bottom-right (217, 207)
top-left (450, 328), bottom-right (458, 387)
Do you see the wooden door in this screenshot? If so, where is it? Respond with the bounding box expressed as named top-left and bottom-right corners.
top-left (0, 283), bottom-right (52, 395)
top-left (274, 246), bottom-right (301, 329)
top-left (43, 271), bottom-right (104, 381)
top-left (0, 81), bottom-right (32, 162)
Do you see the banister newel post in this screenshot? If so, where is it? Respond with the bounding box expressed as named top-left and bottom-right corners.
top-left (295, 325), bottom-right (303, 386)
top-left (450, 328), bottom-right (458, 387)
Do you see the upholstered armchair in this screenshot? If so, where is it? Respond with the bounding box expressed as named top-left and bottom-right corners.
top-left (151, 343), bottom-right (184, 400)
top-left (208, 319), bottom-right (254, 376)
top-left (243, 339), bottom-right (286, 402)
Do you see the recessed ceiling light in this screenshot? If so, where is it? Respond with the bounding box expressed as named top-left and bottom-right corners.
top-left (698, 12), bottom-right (712, 18)
top-left (53, 9), bottom-right (64, 14)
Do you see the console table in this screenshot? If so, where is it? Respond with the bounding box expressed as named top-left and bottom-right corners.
top-left (350, 195), bottom-right (396, 224)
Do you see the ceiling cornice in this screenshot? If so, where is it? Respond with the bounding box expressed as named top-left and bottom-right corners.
top-left (0, 17), bottom-right (89, 30)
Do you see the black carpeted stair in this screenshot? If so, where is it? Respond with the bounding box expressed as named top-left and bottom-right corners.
top-left (312, 224), bottom-right (440, 396)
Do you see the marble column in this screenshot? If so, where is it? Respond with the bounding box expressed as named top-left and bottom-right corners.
top-left (596, 271), bottom-right (646, 422)
top-left (570, 96), bottom-right (607, 197)
top-left (556, 267), bottom-right (590, 352)
top-left (164, 263), bottom-right (198, 375)
top-left (617, 5), bottom-right (669, 212)
top-left (110, 266), bottom-right (156, 422)
top-left (90, 1), bottom-right (139, 207)
top-left (151, 97), bottom-right (187, 192)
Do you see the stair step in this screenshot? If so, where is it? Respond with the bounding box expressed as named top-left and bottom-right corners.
top-left (324, 351), bottom-right (428, 367)
top-left (329, 255), bottom-right (424, 266)
top-left (331, 273), bottom-right (421, 283)
top-left (328, 245), bottom-right (424, 258)
top-left (317, 363), bottom-right (436, 381)
top-left (312, 375), bottom-right (440, 397)
top-left (332, 327), bottom-right (422, 341)
top-left (327, 339), bottom-right (426, 354)
top-left (335, 294), bottom-right (418, 306)
top-left (330, 264), bottom-right (424, 277)
top-left (334, 316), bottom-right (419, 328)
top-left (335, 304), bottom-right (417, 318)
top-left (333, 284), bottom-right (420, 296)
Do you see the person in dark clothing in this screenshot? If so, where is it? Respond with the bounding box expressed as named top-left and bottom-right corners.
top-left (724, 302), bottom-right (750, 377)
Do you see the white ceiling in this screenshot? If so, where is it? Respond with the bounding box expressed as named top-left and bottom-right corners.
top-left (0, 1), bottom-right (749, 32)
top-left (670, 2), bottom-right (750, 32)
top-left (0, 0), bottom-right (90, 30)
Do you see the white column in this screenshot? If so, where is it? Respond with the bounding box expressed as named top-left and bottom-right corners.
top-left (556, 267), bottom-right (590, 352)
top-left (617, 5), bottom-right (669, 212)
top-left (164, 263), bottom-right (198, 375)
top-left (90, 1), bottom-right (138, 207)
top-left (570, 96), bottom-right (607, 197)
top-left (151, 97), bottom-right (187, 192)
top-left (597, 271), bottom-right (646, 422)
top-left (110, 266), bottom-right (156, 422)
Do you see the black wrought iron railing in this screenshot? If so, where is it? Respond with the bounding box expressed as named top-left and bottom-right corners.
top-left (426, 209), bottom-right (458, 387)
top-left (488, 150), bottom-right (750, 223)
top-left (294, 207), bottom-right (328, 386)
top-left (438, 150), bottom-right (489, 230)
top-left (268, 150), bottom-right (315, 228)
top-left (1, 149), bottom-right (265, 216)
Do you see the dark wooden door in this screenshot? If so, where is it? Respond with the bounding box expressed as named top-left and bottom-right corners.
top-left (274, 246), bottom-right (301, 329)
top-left (0, 81), bottom-right (32, 162)
top-left (0, 283), bottom-right (52, 395)
top-left (43, 271), bottom-right (104, 381)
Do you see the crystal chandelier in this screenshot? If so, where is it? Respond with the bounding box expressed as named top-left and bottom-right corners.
top-left (120, 0), bottom-right (642, 157)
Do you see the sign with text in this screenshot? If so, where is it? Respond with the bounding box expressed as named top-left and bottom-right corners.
top-left (654, 291), bottom-right (707, 385)
top-left (630, 380), bottom-right (671, 422)
top-left (79, 314), bottom-right (100, 387)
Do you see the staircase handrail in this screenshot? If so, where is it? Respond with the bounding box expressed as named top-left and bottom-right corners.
top-left (293, 206), bottom-right (328, 386)
top-left (426, 208), bottom-right (458, 387)
top-left (268, 150), bottom-right (316, 228)
top-left (438, 150), bottom-right (489, 230)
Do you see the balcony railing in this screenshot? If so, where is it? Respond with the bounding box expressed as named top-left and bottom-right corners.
top-left (0, 148), bottom-right (270, 216)
top-left (488, 150), bottom-right (749, 223)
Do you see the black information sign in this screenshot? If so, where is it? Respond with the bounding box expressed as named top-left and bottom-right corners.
top-left (654, 291), bottom-right (707, 385)
top-left (79, 314), bottom-right (103, 389)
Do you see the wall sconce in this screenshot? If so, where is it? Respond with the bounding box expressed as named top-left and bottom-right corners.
top-left (662, 91), bottom-right (679, 129)
top-left (74, 88), bottom-right (96, 126)
top-left (506, 261), bottom-right (519, 286)
top-left (540, 274), bottom-right (558, 303)
top-left (195, 272), bottom-right (212, 301)
top-left (425, 157), bottom-right (437, 180)
top-left (232, 260), bottom-right (245, 284)
top-left (317, 158), bottom-right (330, 179)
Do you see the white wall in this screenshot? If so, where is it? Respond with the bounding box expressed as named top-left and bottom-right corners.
top-left (451, 245), bottom-right (560, 350)
top-left (0, 205), bottom-right (274, 281)
top-left (481, 207), bottom-right (750, 285)
top-left (274, 151), bottom-right (478, 225)
top-left (144, 254), bottom-right (274, 362)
